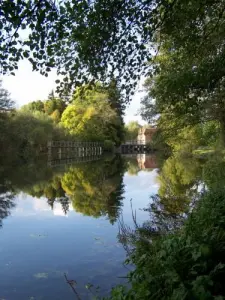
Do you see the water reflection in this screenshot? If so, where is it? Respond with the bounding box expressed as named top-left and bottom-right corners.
top-left (0, 170), bottom-right (16, 227)
top-left (143, 152), bottom-right (225, 236)
top-left (0, 191), bottom-right (15, 227)
top-left (61, 156), bottom-right (125, 224)
top-left (0, 154), bottom-right (157, 299)
top-left (0, 155), bottom-right (126, 226)
top-left (1, 151), bottom-right (225, 299)
top-left (1, 152), bottom-right (224, 230)
top-left (125, 153), bottom-right (158, 176)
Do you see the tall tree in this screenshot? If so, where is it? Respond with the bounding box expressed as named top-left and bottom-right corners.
top-left (140, 0), bottom-right (225, 142)
top-left (62, 84), bottom-right (124, 145)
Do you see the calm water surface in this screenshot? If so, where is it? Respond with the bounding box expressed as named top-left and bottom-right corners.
top-left (0, 154), bottom-right (159, 300)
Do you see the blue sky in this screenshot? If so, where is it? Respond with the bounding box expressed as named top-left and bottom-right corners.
top-left (2, 60), bottom-right (145, 124)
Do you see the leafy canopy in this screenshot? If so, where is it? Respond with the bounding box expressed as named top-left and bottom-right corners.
top-left (61, 85), bottom-right (124, 144)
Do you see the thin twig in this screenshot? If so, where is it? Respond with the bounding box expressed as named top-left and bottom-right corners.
top-left (64, 273), bottom-right (82, 300)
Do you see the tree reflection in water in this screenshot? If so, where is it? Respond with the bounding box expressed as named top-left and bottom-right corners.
top-left (61, 155), bottom-right (125, 223)
top-left (0, 184), bottom-right (15, 228)
top-left (0, 155), bottom-right (126, 224)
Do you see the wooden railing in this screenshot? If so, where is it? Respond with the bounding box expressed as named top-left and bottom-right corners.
top-left (47, 140), bottom-right (103, 165)
top-left (48, 141), bottom-right (103, 148)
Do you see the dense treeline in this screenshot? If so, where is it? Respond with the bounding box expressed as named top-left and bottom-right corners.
top-left (0, 80), bottom-right (125, 162)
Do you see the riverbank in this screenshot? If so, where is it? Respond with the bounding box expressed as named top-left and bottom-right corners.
top-left (104, 151), bottom-right (225, 300)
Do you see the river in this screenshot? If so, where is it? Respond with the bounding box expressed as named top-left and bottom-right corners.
top-left (0, 154), bottom-right (159, 300)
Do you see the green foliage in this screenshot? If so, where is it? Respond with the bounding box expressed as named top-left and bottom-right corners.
top-left (0, 80), bottom-right (14, 110)
top-left (0, 85), bottom-right (69, 160)
top-left (103, 140), bottom-right (115, 152)
top-left (0, 0), bottom-right (192, 97)
top-left (20, 100), bottom-right (44, 113)
top-left (61, 85), bottom-right (124, 145)
top-left (0, 0), bottom-right (157, 96)
top-left (0, 110), bottom-right (67, 161)
top-left (202, 154), bottom-right (225, 191)
top-left (106, 187), bottom-right (225, 300)
top-left (147, 117), bottom-right (220, 154)
top-left (21, 97), bottom-right (66, 122)
top-left (61, 156), bottom-right (125, 223)
top-left (148, 128), bottom-right (171, 154)
top-left (125, 121), bottom-right (141, 141)
top-left (140, 0), bottom-right (225, 145)
top-left (2, 82), bottom-right (124, 160)
top-left (1, 0), bottom-right (224, 102)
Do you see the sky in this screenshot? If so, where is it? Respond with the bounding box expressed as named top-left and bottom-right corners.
top-left (2, 60), bottom-right (146, 124)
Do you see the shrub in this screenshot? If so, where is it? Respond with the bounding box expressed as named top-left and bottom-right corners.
top-left (105, 189), bottom-right (225, 300)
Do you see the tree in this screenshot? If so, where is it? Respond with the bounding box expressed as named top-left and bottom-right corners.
top-left (125, 121), bottom-right (141, 141)
top-left (61, 103), bottom-right (117, 142)
top-left (20, 100), bottom-right (44, 113)
top-left (50, 109), bottom-right (61, 123)
top-left (105, 80), bottom-right (126, 143)
top-left (0, 110), bottom-right (66, 160)
top-left (3, 0), bottom-right (216, 98)
top-left (21, 98), bottom-right (66, 122)
top-left (0, 81), bottom-right (14, 158)
top-left (0, 80), bottom-right (14, 110)
top-left (73, 82), bottom-right (125, 144)
top-left (61, 85), bottom-right (124, 144)
top-left (140, 0), bottom-right (225, 143)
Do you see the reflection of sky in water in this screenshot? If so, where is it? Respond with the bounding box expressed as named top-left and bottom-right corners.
top-left (122, 169), bottom-right (159, 224)
top-left (0, 168), bottom-right (159, 300)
